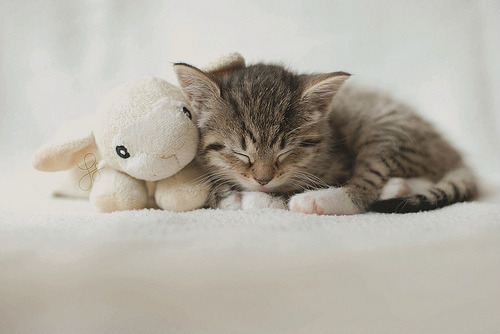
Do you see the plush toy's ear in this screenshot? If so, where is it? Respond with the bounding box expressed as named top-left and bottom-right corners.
top-left (299, 71), bottom-right (351, 114)
top-left (201, 52), bottom-right (245, 77)
top-left (33, 116), bottom-right (97, 172)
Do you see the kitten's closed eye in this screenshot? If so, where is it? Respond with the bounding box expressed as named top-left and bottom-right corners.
top-left (299, 139), bottom-right (322, 147)
top-left (276, 150), bottom-right (293, 165)
top-left (205, 143), bottom-right (225, 152)
top-left (233, 152), bottom-right (253, 167)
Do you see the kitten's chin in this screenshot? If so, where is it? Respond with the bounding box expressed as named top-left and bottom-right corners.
top-left (245, 185), bottom-right (273, 193)
top-left (238, 177), bottom-right (290, 193)
top-left (244, 183), bottom-right (286, 193)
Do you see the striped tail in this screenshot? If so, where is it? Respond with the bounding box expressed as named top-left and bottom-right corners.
top-left (371, 166), bottom-right (478, 213)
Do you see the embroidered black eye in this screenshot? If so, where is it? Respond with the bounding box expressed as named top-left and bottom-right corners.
top-left (183, 107), bottom-right (192, 119)
top-left (116, 145), bottom-right (130, 159)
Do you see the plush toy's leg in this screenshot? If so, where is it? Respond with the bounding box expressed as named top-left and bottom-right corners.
top-left (89, 168), bottom-right (148, 213)
top-left (53, 166), bottom-right (93, 199)
top-left (145, 181), bottom-right (158, 208)
top-left (155, 161), bottom-right (209, 212)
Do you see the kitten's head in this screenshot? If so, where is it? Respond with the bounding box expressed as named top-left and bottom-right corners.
top-left (174, 63), bottom-right (349, 193)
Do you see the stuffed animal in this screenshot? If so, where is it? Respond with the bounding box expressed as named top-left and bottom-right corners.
top-left (32, 53), bottom-right (245, 213)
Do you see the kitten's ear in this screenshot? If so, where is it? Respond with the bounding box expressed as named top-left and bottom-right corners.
top-left (174, 63), bottom-right (220, 104)
top-left (300, 72), bottom-right (351, 113)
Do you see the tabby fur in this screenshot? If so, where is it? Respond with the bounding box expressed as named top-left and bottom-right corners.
top-left (174, 63), bottom-right (477, 214)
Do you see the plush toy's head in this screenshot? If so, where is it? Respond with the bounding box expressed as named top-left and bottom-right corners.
top-left (93, 77), bottom-right (197, 181)
top-left (33, 77), bottom-right (198, 182)
top-left (33, 52), bottom-right (246, 183)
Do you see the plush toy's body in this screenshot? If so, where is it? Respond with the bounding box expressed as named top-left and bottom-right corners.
top-left (33, 53), bottom-right (246, 212)
top-left (33, 77), bottom-right (207, 212)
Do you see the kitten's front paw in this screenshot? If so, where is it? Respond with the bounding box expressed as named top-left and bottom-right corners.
top-left (241, 191), bottom-right (286, 210)
top-left (289, 188), bottom-right (361, 215)
top-left (218, 193), bottom-right (242, 210)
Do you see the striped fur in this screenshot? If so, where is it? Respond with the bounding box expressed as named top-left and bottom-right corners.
top-left (174, 63), bottom-right (478, 213)
top-left (371, 166), bottom-right (476, 213)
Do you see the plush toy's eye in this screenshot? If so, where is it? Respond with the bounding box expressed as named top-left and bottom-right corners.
top-left (116, 145), bottom-right (130, 159)
top-left (183, 107), bottom-right (192, 119)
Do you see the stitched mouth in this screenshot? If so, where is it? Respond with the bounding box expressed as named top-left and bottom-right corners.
top-left (161, 154), bottom-right (181, 168)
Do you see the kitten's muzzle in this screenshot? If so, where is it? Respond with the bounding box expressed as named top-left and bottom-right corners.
top-left (254, 177), bottom-right (272, 185)
top-left (251, 161), bottom-right (276, 186)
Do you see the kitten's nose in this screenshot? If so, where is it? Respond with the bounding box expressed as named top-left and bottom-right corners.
top-left (254, 177), bottom-right (272, 185)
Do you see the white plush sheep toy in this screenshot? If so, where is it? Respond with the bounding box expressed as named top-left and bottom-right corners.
top-left (32, 53), bottom-right (245, 213)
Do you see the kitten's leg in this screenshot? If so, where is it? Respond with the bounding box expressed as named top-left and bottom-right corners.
top-left (379, 178), bottom-right (408, 200)
top-left (405, 177), bottom-right (434, 194)
top-left (378, 177), bottom-right (434, 200)
top-left (218, 192), bottom-right (243, 210)
top-left (378, 177), bottom-right (437, 200)
top-left (288, 178), bottom-right (409, 215)
top-left (290, 157), bottom-right (392, 215)
top-left (240, 192), bottom-right (286, 210)
top-left (289, 187), bottom-right (361, 215)
top-left (211, 183), bottom-right (285, 210)
top-left (290, 164), bottom-right (436, 214)
top-left (207, 183), bottom-right (243, 210)
top-left (218, 191), bottom-right (286, 210)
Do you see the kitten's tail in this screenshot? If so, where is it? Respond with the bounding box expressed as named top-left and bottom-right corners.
top-left (371, 165), bottom-right (478, 213)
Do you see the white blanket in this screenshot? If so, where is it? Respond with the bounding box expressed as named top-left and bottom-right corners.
top-left (1, 161), bottom-right (499, 333)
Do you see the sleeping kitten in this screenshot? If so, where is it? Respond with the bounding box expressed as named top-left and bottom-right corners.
top-left (174, 63), bottom-right (477, 214)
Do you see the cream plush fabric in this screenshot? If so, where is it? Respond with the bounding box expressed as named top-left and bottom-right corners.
top-left (31, 53), bottom-right (246, 213)
top-left (32, 77), bottom-right (205, 213)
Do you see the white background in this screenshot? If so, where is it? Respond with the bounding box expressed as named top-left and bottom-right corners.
top-left (1, 0), bottom-right (499, 173)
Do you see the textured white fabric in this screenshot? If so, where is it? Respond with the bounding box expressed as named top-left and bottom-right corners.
top-left (1, 158), bottom-right (499, 333)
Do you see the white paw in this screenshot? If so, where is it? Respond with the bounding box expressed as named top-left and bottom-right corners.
top-left (289, 187), bottom-right (361, 215)
top-left (379, 178), bottom-right (408, 200)
top-left (218, 193), bottom-right (242, 210)
top-left (241, 191), bottom-right (286, 210)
